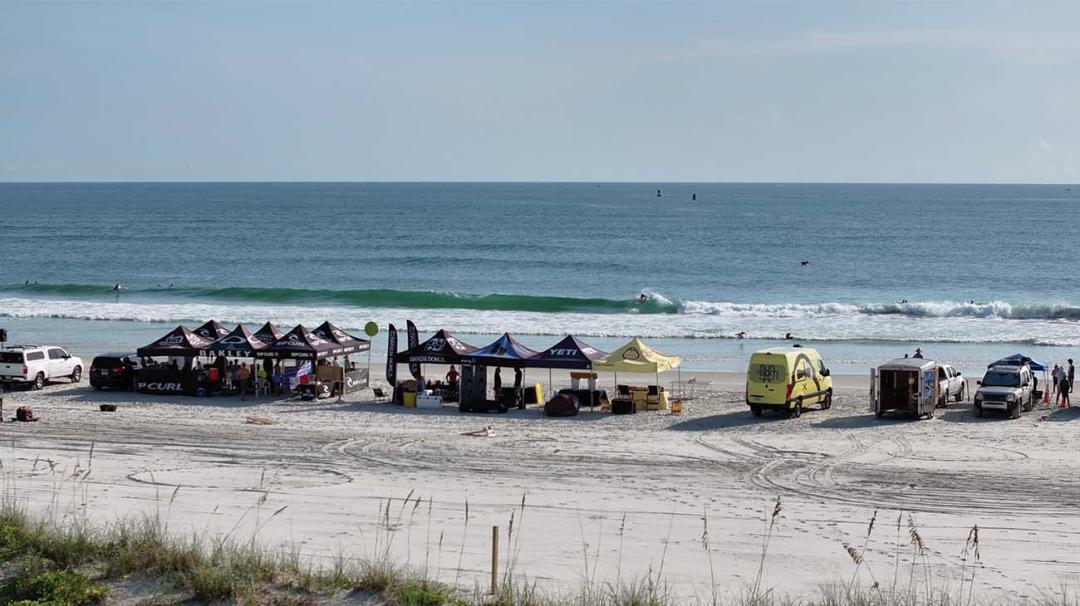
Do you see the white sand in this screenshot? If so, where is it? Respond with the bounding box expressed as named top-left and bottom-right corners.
top-left (1, 374), bottom-right (1078, 602)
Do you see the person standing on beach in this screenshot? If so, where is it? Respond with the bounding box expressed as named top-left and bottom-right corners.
top-left (1060, 374), bottom-right (1071, 408)
top-left (1068, 359), bottom-right (1075, 397)
top-left (1052, 364), bottom-right (1061, 400)
top-left (493, 368), bottom-right (502, 402)
top-left (237, 362), bottom-right (250, 401)
top-left (913, 348), bottom-right (924, 359)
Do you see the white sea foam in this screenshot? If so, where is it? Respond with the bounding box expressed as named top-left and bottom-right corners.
top-left (1, 296), bottom-right (1078, 346)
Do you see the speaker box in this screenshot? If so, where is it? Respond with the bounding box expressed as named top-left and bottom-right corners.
top-left (611, 399), bottom-right (636, 415)
top-left (459, 400), bottom-right (509, 414)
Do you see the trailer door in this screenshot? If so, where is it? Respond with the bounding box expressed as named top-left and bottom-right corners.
top-left (869, 367), bottom-right (877, 412)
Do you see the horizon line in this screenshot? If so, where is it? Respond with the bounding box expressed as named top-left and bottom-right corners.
top-left (0, 180), bottom-right (1077, 186)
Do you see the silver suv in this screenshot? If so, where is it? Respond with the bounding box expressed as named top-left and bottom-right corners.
top-left (974, 364), bottom-right (1034, 419)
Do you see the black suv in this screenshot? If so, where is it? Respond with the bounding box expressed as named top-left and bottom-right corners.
top-left (89, 353), bottom-right (140, 391)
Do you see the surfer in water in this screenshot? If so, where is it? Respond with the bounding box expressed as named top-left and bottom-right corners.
top-left (735, 331), bottom-right (747, 339)
top-left (639, 293), bottom-right (649, 303)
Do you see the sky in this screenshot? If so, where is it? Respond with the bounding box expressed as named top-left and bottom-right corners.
top-left (2, 0), bottom-right (1079, 183)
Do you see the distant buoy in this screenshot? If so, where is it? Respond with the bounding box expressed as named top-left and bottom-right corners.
top-left (656, 189), bottom-right (662, 197)
top-left (692, 193), bottom-right (696, 200)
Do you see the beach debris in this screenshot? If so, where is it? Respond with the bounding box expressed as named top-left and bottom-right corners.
top-left (245, 416), bottom-right (277, 425)
top-left (99, 404), bottom-right (117, 412)
top-left (462, 425), bottom-right (495, 437)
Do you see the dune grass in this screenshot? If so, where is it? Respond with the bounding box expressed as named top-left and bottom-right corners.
top-left (0, 487), bottom-right (1074, 605)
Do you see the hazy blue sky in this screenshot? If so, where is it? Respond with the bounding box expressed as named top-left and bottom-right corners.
top-left (2, 1), bottom-right (1078, 182)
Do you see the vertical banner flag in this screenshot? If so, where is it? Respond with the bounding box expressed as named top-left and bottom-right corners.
top-left (406, 320), bottom-right (422, 380)
top-left (385, 324), bottom-right (398, 386)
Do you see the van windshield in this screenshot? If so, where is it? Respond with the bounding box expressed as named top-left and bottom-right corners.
top-left (982, 371), bottom-right (1020, 388)
top-left (749, 362), bottom-right (786, 384)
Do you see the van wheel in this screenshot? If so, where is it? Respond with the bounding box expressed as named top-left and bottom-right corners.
top-left (821, 390), bottom-right (832, 410)
top-left (33, 373), bottom-right (45, 390)
top-left (70, 366), bottom-right (82, 383)
top-left (792, 398), bottom-right (803, 418)
top-left (751, 406), bottom-right (763, 417)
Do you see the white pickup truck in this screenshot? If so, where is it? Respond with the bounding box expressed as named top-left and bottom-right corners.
top-left (937, 363), bottom-right (966, 405)
top-left (0, 346), bottom-right (83, 390)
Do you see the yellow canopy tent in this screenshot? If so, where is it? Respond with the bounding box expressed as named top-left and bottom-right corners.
top-left (593, 337), bottom-right (682, 404)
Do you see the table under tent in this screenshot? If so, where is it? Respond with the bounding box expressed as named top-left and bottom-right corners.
top-left (134, 325), bottom-right (218, 395)
top-left (592, 337), bottom-right (682, 414)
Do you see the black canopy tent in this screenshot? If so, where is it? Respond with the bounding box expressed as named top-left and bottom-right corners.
top-left (135, 326), bottom-right (217, 395)
top-left (394, 329), bottom-right (478, 365)
top-left (256, 324), bottom-right (338, 360)
top-left (463, 333), bottom-right (539, 367)
top-left (525, 335), bottom-right (607, 369)
top-left (526, 335), bottom-right (609, 409)
top-left (312, 321), bottom-right (371, 355)
top-left (192, 319), bottom-right (230, 341)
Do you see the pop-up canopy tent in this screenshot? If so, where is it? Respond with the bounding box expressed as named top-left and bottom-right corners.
top-left (204, 324), bottom-right (267, 357)
top-left (593, 337), bottom-right (681, 373)
top-left (258, 324), bottom-right (338, 360)
top-left (526, 335), bottom-right (607, 369)
top-left (464, 333), bottom-right (539, 367)
top-left (137, 325), bottom-right (216, 358)
top-left (312, 321), bottom-right (371, 355)
top-left (252, 322), bottom-right (285, 347)
top-left (593, 337), bottom-right (682, 398)
top-left (192, 320), bottom-right (231, 341)
top-left (989, 353), bottom-right (1047, 372)
top-left (394, 329), bottom-right (478, 365)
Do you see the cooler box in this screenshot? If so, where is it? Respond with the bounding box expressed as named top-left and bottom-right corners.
top-left (416, 394), bottom-right (442, 409)
top-left (523, 383), bottom-right (543, 405)
top-left (403, 391), bottom-right (417, 408)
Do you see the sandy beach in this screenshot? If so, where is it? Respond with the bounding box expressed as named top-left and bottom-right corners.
top-left (1, 372), bottom-right (1077, 603)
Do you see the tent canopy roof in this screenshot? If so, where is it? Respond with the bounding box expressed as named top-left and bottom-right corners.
top-left (260, 324), bottom-right (339, 359)
top-left (252, 322), bottom-right (285, 346)
top-left (192, 319), bottom-right (230, 340)
top-left (464, 333), bottom-right (538, 367)
top-left (989, 353), bottom-right (1047, 372)
top-left (204, 324), bottom-right (267, 355)
top-left (312, 321), bottom-right (370, 354)
top-left (592, 337), bottom-right (681, 373)
top-left (395, 329), bottom-right (477, 364)
top-left (137, 325), bottom-right (216, 357)
top-left (525, 335), bottom-right (607, 369)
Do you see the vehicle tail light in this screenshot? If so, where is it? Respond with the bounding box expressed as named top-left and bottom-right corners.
top-left (90, 366), bottom-right (96, 372)
top-left (21, 366), bottom-right (28, 376)
top-left (113, 366), bottom-right (125, 373)
top-left (785, 383), bottom-right (794, 400)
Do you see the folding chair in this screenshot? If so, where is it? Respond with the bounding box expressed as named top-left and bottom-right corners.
top-left (372, 387), bottom-right (389, 403)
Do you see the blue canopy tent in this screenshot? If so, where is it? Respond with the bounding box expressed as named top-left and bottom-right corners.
top-left (988, 354), bottom-right (1046, 372)
top-left (464, 333), bottom-right (539, 368)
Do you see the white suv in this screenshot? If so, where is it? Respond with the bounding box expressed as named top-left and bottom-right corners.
top-left (0, 346), bottom-right (84, 390)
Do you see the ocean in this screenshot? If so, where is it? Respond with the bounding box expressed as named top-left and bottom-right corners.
top-left (1, 182), bottom-right (1078, 375)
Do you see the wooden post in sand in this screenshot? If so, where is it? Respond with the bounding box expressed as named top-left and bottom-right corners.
top-left (491, 525), bottom-right (499, 594)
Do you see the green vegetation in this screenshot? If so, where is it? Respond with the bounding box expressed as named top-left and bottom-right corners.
top-left (0, 496), bottom-right (1074, 605)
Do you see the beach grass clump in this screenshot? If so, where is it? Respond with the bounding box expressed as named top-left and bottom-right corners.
top-left (0, 554), bottom-right (107, 606)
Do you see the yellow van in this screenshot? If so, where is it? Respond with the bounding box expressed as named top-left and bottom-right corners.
top-left (745, 347), bottom-right (833, 417)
